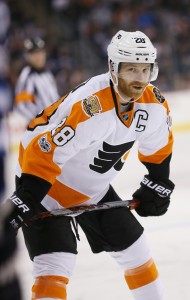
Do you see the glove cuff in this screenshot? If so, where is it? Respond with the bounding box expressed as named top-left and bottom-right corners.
top-left (7, 190), bottom-right (35, 231)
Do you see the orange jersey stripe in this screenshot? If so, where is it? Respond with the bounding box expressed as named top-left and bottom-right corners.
top-left (15, 91), bottom-right (35, 104)
top-left (22, 98), bottom-right (91, 184)
top-left (32, 275), bottom-right (68, 300)
top-left (138, 131), bottom-right (173, 164)
top-left (125, 258), bottom-right (159, 290)
top-left (137, 86), bottom-right (170, 113)
top-left (48, 180), bottom-right (90, 207)
top-left (21, 99), bottom-right (97, 184)
top-left (137, 86), bottom-right (156, 104)
top-left (95, 87), bottom-right (115, 112)
top-left (66, 100), bottom-right (89, 129)
top-left (65, 87), bottom-right (114, 131)
top-left (28, 95), bottom-right (67, 131)
top-left (21, 132), bottom-right (61, 184)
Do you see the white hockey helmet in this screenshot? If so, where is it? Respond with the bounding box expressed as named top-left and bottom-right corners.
top-left (107, 30), bottom-right (158, 82)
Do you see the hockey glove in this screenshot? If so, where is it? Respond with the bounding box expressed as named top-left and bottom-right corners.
top-left (132, 175), bottom-right (175, 217)
top-left (6, 186), bottom-right (47, 232)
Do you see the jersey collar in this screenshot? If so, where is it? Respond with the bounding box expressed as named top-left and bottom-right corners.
top-left (110, 80), bottom-right (135, 128)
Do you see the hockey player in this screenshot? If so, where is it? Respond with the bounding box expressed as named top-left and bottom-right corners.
top-left (5, 30), bottom-right (174, 299)
top-left (14, 36), bottom-right (60, 123)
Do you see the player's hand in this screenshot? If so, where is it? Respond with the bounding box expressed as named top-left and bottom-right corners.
top-left (132, 175), bottom-right (175, 217)
top-left (5, 186), bottom-right (47, 232)
top-left (6, 191), bottom-right (34, 231)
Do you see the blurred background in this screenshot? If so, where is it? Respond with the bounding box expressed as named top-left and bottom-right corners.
top-left (0, 1), bottom-right (190, 300)
top-left (2, 0), bottom-right (190, 98)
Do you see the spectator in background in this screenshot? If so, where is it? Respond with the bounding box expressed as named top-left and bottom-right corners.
top-left (14, 36), bottom-right (60, 123)
top-left (7, 1), bottom-right (190, 96)
top-left (0, 0), bottom-right (10, 46)
top-left (0, 46), bottom-right (12, 203)
top-left (0, 201), bottom-right (22, 300)
top-left (0, 45), bottom-right (21, 300)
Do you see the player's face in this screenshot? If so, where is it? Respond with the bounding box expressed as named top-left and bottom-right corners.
top-left (117, 62), bottom-right (151, 103)
top-left (26, 49), bottom-right (46, 69)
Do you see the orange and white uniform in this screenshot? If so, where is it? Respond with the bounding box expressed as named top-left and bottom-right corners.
top-left (12, 29), bottom-right (173, 300)
top-left (16, 72), bottom-right (173, 212)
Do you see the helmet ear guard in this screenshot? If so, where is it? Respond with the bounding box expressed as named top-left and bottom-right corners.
top-left (109, 59), bottom-right (118, 85)
top-left (150, 63), bottom-right (159, 82)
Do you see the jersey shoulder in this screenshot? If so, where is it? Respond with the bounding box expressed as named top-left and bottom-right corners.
top-left (70, 72), bottom-right (110, 98)
top-left (67, 72), bottom-right (114, 116)
top-left (137, 84), bottom-right (167, 105)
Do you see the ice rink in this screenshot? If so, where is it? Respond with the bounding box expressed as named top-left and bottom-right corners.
top-left (5, 127), bottom-right (190, 300)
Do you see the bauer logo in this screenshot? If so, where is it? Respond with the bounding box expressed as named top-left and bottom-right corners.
top-left (136, 53), bottom-right (149, 56)
top-left (38, 134), bottom-right (52, 152)
top-left (142, 177), bottom-right (172, 197)
top-left (82, 95), bottom-right (102, 117)
top-left (10, 194), bottom-right (30, 213)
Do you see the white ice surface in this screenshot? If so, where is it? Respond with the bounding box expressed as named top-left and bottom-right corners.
top-left (5, 131), bottom-right (190, 300)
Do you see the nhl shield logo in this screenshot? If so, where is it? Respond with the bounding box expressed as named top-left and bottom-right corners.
top-left (122, 113), bottom-right (129, 121)
top-left (38, 135), bottom-right (52, 152)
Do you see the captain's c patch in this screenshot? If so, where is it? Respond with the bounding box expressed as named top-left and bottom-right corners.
top-left (82, 95), bottom-right (102, 117)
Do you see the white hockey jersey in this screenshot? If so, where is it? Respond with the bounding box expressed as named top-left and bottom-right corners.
top-left (16, 72), bottom-right (173, 211)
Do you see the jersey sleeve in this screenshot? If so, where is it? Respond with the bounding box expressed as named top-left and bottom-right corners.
top-left (138, 99), bottom-right (173, 180)
top-left (19, 94), bottom-right (113, 184)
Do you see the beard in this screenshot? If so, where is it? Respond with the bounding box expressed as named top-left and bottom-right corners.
top-left (118, 80), bottom-right (148, 101)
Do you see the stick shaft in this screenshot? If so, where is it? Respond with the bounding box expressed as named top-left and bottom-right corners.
top-left (30, 199), bottom-right (139, 221)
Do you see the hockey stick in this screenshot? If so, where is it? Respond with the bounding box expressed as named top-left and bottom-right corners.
top-left (30, 199), bottom-right (139, 222)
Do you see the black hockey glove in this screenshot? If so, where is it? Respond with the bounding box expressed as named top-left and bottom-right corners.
top-left (132, 175), bottom-right (175, 217)
top-left (5, 174), bottom-right (52, 233)
top-left (6, 186), bottom-right (47, 232)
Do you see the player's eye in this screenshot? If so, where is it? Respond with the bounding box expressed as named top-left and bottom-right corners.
top-left (128, 68), bottom-right (136, 72)
top-left (143, 67), bottom-right (150, 73)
